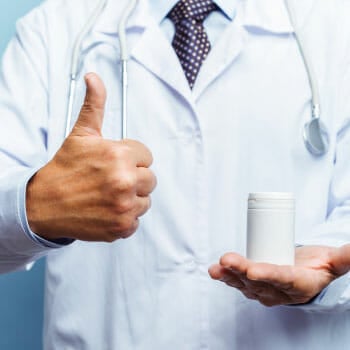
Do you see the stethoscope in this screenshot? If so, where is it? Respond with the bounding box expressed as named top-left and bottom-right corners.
top-left (65, 0), bottom-right (330, 157)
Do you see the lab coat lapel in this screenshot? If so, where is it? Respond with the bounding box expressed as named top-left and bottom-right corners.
top-left (192, 22), bottom-right (245, 100)
top-left (131, 22), bottom-right (193, 103)
top-left (242, 0), bottom-right (315, 32)
top-left (93, 0), bottom-right (193, 103)
top-left (192, 0), bottom-right (316, 100)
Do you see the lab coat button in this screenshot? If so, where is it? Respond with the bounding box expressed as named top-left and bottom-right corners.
top-left (186, 259), bottom-right (197, 271)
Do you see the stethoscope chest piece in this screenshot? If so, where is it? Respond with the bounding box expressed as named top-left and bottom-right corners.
top-left (303, 118), bottom-right (329, 156)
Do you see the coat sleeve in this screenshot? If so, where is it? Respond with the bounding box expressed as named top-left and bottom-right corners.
top-left (292, 14), bottom-right (350, 312)
top-left (292, 117), bottom-right (350, 312)
top-left (0, 8), bottom-right (69, 274)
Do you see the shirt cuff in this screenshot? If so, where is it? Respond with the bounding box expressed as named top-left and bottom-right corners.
top-left (286, 273), bottom-right (350, 312)
top-left (19, 168), bottom-right (74, 249)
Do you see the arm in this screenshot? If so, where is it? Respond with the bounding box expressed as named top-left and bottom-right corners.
top-left (208, 15), bottom-right (350, 313)
top-left (0, 11), bottom-right (57, 273)
top-left (0, 13), bottom-right (156, 274)
top-left (208, 123), bottom-right (350, 312)
top-left (209, 127), bottom-right (350, 312)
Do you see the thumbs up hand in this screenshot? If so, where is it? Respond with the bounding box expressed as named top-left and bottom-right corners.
top-left (26, 73), bottom-right (157, 243)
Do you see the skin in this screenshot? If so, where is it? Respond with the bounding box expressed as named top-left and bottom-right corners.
top-left (209, 244), bottom-right (350, 306)
top-left (26, 73), bottom-right (157, 243)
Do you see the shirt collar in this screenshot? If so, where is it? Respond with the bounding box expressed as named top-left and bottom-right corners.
top-left (94, 0), bottom-right (314, 35)
top-left (148, 0), bottom-right (238, 24)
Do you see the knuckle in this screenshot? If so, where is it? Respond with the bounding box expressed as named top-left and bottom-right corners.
top-left (104, 146), bottom-right (125, 162)
top-left (112, 144), bottom-right (132, 160)
top-left (114, 198), bottom-right (134, 214)
top-left (81, 102), bottom-right (103, 116)
top-left (103, 144), bottom-right (131, 165)
top-left (113, 173), bottom-right (137, 193)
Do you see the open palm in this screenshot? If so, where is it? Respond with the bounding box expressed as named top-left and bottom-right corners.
top-left (209, 245), bottom-right (350, 306)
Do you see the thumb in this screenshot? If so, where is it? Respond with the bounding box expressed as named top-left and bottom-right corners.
top-left (71, 73), bottom-right (107, 137)
top-left (330, 244), bottom-right (350, 276)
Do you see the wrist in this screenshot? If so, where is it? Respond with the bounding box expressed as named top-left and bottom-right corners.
top-left (26, 170), bottom-right (63, 241)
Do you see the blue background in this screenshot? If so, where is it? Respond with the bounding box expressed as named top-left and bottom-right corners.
top-left (0, 1), bottom-right (45, 349)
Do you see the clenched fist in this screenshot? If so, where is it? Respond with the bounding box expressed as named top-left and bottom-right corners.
top-left (26, 73), bottom-right (156, 243)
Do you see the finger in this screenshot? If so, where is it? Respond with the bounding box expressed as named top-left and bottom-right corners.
top-left (226, 279), bottom-right (246, 289)
top-left (135, 196), bottom-right (152, 218)
top-left (219, 253), bottom-right (250, 275)
top-left (120, 219), bottom-right (140, 239)
top-left (136, 168), bottom-right (157, 197)
top-left (246, 263), bottom-right (295, 290)
top-left (120, 139), bottom-right (154, 168)
top-left (219, 254), bottom-right (295, 290)
top-left (209, 264), bottom-right (246, 286)
top-left (224, 273), bottom-right (246, 289)
top-left (244, 279), bottom-right (271, 292)
top-left (208, 264), bottom-right (227, 280)
top-left (329, 244), bottom-right (350, 276)
top-left (72, 73), bottom-right (107, 137)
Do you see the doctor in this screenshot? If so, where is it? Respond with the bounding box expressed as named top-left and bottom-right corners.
top-left (1, 0), bottom-right (350, 349)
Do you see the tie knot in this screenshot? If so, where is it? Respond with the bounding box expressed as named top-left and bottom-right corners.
top-left (168, 0), bottom-right (218, 25)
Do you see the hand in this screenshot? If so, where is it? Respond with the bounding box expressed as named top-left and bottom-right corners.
top-left (208, 244), bottom-right (350, 306)
top-left (26, 73), bottom-right (157, 243)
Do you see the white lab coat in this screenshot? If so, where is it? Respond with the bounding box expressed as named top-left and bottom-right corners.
top-left (1, 0), bottom-right (350, 349)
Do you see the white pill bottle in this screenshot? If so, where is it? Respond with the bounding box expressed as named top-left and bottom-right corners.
top-left (247, 192), bottom-right (295, 265)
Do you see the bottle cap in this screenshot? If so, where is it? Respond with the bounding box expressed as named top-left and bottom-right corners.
top-left (248, 192), bottom-right (295, 210)
top-left (248, 192), bottom-right (294, 200)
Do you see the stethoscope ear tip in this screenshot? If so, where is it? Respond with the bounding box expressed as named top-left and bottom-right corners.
top-left (303, 118), bottom-right (329, 157)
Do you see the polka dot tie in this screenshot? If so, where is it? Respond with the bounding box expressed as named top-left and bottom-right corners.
top-left (167, 0), bottom-right (219, 89)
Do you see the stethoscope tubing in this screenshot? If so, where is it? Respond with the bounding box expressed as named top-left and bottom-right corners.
top-left (118, 0), bottom-right (138, 139)
top-left (65, 0), bottom-right (108, 138)
top-left (65, 0), bottom-right (329, 156)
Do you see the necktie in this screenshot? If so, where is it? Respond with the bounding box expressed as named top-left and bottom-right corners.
top-left (168, 0), bottom-right (218, 89)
